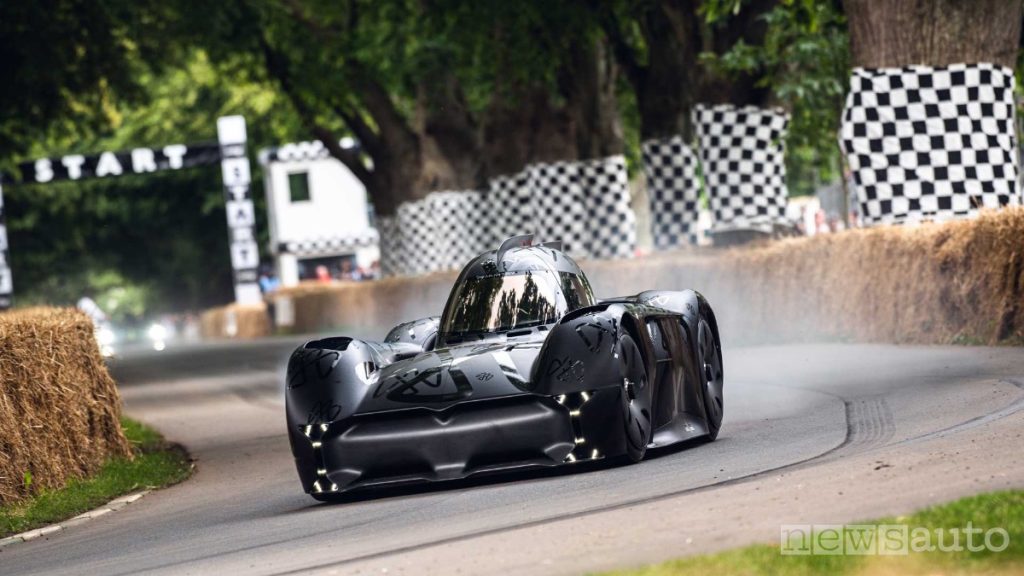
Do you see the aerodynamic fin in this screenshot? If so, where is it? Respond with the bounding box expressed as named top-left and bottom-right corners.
top-left (496, 234), bottom-right (534, 269)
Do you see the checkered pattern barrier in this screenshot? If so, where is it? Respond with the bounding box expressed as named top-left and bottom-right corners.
top-left (428, 191), bottom-right (488, 271)
top-left (259, 138), bottom-right (361, 164)
top-left (378, 155), bottom-right (637, 277)
top-left (840, 63), bottom-right (1021, 225)
top-left (396, 200), bottom-right (443, 276)
top-left (377, 215), bottom-right (403, 277)
top-left (487, 172), bottom-right (534, 248)
top-left (642, 136), bottom-right (702, 248)
top-left (277, 232), bottom-right (379, 256)
top-left (694, 104), bottom-right (790, 227)
top-left (529, 161), bottom-right (591, 257)
top-left (579, 156), bottom-right (636, 259)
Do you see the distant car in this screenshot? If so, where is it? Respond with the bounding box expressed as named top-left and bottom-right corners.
top-left (285, 234), bottom-right (724, 499)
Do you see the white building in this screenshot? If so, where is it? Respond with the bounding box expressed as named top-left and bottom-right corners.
top-left (259, 140), bottom-right (379, 286)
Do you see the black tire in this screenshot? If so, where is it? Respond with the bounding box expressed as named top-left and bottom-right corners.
top-left (618, 333), bottom-right (653, 462)
top-left (697, 315), bottom-right (724, 441)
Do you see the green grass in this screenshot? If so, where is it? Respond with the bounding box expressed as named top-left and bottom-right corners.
top-left (600, 490), bottom-right (1024, 576)
top-left (0, 418), bottom-right (192, 538)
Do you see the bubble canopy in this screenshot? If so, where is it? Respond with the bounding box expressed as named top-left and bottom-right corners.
top-left (441, 270), bottom-right (562, 335)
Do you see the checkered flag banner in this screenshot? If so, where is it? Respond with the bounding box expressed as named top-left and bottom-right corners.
top-left (377, 215), bottom-right (403, 277)
top-left (693, 104), bottom-right (790, 228)
top-left (528, 161), bottom-right (591, 257)
top-left (642, 136), bottom-right (701, 249)
top-left (277, 231), bottom-right (379, 257)
top-left (840, 63), bottom-right (1021, 225)
top-left (382, 155), bottom-right (636, 276)
top-left (258, 138), bottom-right (360, 165)
top-left (396, 199), bottom-right (444, 276)
top-left (486, 172), bottom-right (534, 248)
top-left (579, 155), bottom-right (636, 259)
top-left (384, 191), bottom-right (488, 277)
top-left (427, 190), bottom-right (488, 271)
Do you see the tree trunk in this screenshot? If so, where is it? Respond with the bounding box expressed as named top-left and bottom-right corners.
top-left (695, 0), bottom-right (776, 107)
top-left (562, 36), bottom-right (625, 159)
top-left (481, 87), bottom-right (577, 178)
top-left (316, 71), bottom-right (484, 217)
top-left (599, 0), bottom-right (776, 142)
top-left (846, 0), bottom-right (1022, 68)
top-left (480, 36), bottom-right (624, 179)
top-left (635, 0), bottom-right (702, 140)
top-left (417, 74), bottom-right (484, 193)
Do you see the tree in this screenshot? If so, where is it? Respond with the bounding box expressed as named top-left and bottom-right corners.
top-left (593, 0), bottom-right (776, 142)
top-left (4, 51), bottom-right (305, 314)
top-left (702, 0), bottom-right (849, 194)
top-left (183, 0), bottom-right (624, 215)
top-left (0, 0), bottom-right (179, 162)
top-left (845, 0), bottom-right (1022, 68)
top-left (445, 0), bottom-right (623, 176)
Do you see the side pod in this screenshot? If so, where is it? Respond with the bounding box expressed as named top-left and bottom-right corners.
top-left (532, 304), bottom-right (628, 396)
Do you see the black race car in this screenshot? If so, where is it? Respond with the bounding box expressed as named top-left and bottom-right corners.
top-left (285, 234), bottom-right (724, 499)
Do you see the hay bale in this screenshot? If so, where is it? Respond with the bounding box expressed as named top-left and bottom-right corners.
top-left (584, 207), bottom-right (1024, 345)
top-left (271, 275), bottom-right (458, 335)
top-left (199, 303), bottom-right (271, 339)
top-left (0, 307), bottom-right (131, 505)
top-left (275, 208), bottom-right (1024, 346)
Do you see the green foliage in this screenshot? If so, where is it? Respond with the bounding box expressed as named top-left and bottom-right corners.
top-left (599, 490), bottom-right (1024, 576)
top-left (702, 0), bottom-right (850, 195)
top-left (701, 0), bottom-right (749, 25)
top-left (429, 0), bottom-right (599, 109)
top-left (0, 418), bottom-right (191, 538)
top-left (0, 0), bottom-right (183, 163)
top-left (5, 51), bottom-right (304, 314)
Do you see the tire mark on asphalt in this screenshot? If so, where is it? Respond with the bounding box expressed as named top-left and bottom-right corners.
top-left (271, 380), bottom-right (1024, 575)
top-left (105, 378), bottom-right (1024, 576)
top-left (836, 397), bottom-right (895, 453)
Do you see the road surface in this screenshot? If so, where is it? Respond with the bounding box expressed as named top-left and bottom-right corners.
top-left (3, 337), bottom-right (1023, 575)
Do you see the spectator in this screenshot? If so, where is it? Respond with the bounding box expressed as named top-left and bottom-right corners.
top-left (339, 259), bottom-right (354, 281)
top-left (258, 265), bottom-right (281, 330)
top-left (258, 265), bottom-right (281, 295)
top-left (315, 265), bottom-right (332, 283)
top-left (815, 209), bottom-right (828, 235)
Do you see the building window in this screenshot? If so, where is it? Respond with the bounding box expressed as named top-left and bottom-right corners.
top-left (288, 172), bottom-right (311, 203)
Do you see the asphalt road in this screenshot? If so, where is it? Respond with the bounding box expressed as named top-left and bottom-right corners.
top-left (3, 337), bottom-right (1023, 575)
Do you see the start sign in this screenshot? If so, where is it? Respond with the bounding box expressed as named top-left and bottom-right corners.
top-left (16, 143), bottom-right (221, 184)
top-left (0, 116), bottom-right (262, 309)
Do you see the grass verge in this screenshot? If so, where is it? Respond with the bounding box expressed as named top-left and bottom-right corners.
top-left (0, 418), bottom-right (192, 538)
top-left (600, 490), bottom-right (1023, 576)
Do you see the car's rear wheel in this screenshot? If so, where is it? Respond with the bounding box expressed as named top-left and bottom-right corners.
top-left (618, 333), bottom-right (652, 462)
top-left (697, 316), bottom-right (724, 441)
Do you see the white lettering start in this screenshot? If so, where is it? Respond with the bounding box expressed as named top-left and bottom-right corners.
top-left (33, 145), bottom-right (190, 182)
